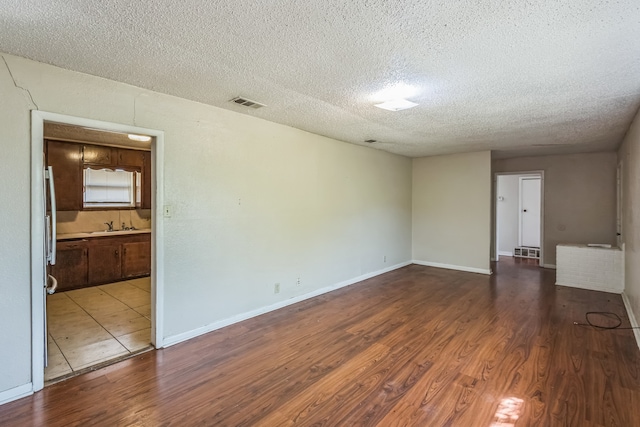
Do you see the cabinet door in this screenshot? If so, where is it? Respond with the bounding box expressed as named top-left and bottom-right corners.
top-left (122, 241), bottom-right (151, 278)
top-left (88, 243), bottom-right (122, 284)
top-left (51, 242), bottom-right (88, 291)
top-left (117, 149), bottom-right (145, 167)
top-left (46, 140), bottom-right (82, 211)
top-left (83, 144), bottom-right (115, 166)
top-left (141, 151), bottom-right (152, 209)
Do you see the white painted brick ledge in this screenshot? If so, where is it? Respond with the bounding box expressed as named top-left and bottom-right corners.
top-left (555, 244), bottom-right (624, 294)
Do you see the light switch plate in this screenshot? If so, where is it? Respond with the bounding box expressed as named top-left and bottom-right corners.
top-left (163, 205), bottom-right (172, 218)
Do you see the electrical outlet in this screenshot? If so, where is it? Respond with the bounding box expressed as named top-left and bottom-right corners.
top-left (296, 277), bottom-right (301, 287)
top-left (383, 255), bottom-right (387, 263)
top-left (274, 283), bottom-right (280, 294)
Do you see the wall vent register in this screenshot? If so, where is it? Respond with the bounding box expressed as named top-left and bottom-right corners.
top-left (229, 97), bottom-right (266, 109)
top-left (514, 247), bottom-right (540, 259)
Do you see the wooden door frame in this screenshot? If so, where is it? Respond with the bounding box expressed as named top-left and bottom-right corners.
top-left (617, 162), bottom-right (623, 248)
top-left (493, 171), bottom-right (545, 266)
top-left (30, 111), bottom-right (165, 392)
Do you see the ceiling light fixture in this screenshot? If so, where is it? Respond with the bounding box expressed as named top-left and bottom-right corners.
top-left (128, 134), bottom-right (152, 142)
top-left (374, 99), bottom-right (419, 112)
top-left (373, 83), bottom-right (418, 101)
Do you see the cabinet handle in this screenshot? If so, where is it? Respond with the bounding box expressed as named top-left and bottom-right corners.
top-left (115, 250), bottom-right (119, 256)
top-left (123, 248), bottom-right (127, 255)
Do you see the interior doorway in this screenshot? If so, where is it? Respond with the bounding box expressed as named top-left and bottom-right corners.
top-left (494, 171), bottom-right (544, 265)
top-left (30, 111), bottom-right (165, 392)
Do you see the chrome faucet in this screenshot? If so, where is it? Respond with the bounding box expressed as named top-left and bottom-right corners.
top-left (104, 221), bottom-right (114, 232)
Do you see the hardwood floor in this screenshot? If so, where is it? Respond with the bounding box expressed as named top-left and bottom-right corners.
top-left (2, 258), bottom-right (640, 426)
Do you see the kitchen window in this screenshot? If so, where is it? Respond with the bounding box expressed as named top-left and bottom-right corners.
top-left (83, 167), bottom-right (141, 208)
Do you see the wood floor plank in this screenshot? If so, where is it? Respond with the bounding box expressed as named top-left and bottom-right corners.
top-left (1, 258), bottom-right (640, 426)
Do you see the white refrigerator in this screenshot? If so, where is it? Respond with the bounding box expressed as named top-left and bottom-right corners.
top-left (43, 164), bottom-right (58, 365)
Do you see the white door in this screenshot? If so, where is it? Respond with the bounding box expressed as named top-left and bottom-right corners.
top-left (520, 177), bottom-right (541, 247)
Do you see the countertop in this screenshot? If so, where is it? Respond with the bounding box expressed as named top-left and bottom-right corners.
top-left (57, 228), bottom-right (151, 241)
top-left (557, 243), bottom-right (620, 250)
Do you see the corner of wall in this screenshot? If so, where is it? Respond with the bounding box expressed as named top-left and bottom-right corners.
top-left (618, 103), bottom-right (640, 348)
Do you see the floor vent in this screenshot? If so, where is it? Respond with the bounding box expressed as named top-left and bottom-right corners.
top-left (229, 97), bottom-right (266, 109)
top-left (514, 247), bottom-right (540, 259)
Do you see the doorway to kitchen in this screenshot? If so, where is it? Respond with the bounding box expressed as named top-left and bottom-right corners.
top-left (494, 171), bottom-right (544, 267)
top-left (30, 111), bottom-right (165, 391)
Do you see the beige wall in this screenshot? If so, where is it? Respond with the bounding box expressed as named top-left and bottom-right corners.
top-left (412, 151), bottom-right (492, 273)
top-left (493, 152), bottom-right (617, 266)
top-left (0, 53), bottom-right (413, 399)
top-left (618, 107), bottom-right (640, 329)
top-left (0, 53), bottom-right (32, 398)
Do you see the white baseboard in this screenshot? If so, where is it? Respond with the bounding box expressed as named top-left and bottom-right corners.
top-left (542, 264), bottom-right (556, 269)
top-left (0, 383), bottom-right (32, 406)
top-left (555, 282), bottom-right (623, 294)
top-left (411, 260), bottom-right (492, 275)
top-left (622, 292), bottom-right (640, 351)
top-left (163, 261), bottom-right (412, 347)
top-left (498, 251), bottom-right (513, 257)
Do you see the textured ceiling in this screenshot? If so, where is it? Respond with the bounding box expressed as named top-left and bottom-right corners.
top-left (1, 0), bottom-right (640, 158)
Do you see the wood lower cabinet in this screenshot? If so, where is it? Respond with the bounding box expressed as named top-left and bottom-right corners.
top-left (50, 240), bottom-right (88, 291)
top-left (122, 241), bottom-right (151, 278)
top-left (88, 242), bottom-right (122, 284)
top-left (55, 233), bottom-right (150, 290)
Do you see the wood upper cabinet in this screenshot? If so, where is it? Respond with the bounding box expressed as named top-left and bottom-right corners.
top-left (83, 144), bottom-right (116, 166)
top-left (122, 240), bottom-right (151, 278)
top-left (117, 149), bottom-right (145, 168)
top-left (88, 242), bottom-right (122, 284)
top-left (46, 139), bottom-right (150, 211)
top-left (141, 151), bottom-right (152, 209)
top-left (46, 140), bottom-right (83, 211)
top-left (83, 144), bottom-right (145, 168)
top-left (50, 240), bottom-right (88, 291)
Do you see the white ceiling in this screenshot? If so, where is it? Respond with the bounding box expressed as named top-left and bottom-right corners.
top-left (1, 1), bottom-right (639, 158)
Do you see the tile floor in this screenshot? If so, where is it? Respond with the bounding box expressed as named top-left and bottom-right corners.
top-left (45, 277), bottom-right (152, 382)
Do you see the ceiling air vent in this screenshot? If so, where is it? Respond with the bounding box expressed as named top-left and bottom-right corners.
top-left (230, 97), bottom-right (266, 109)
